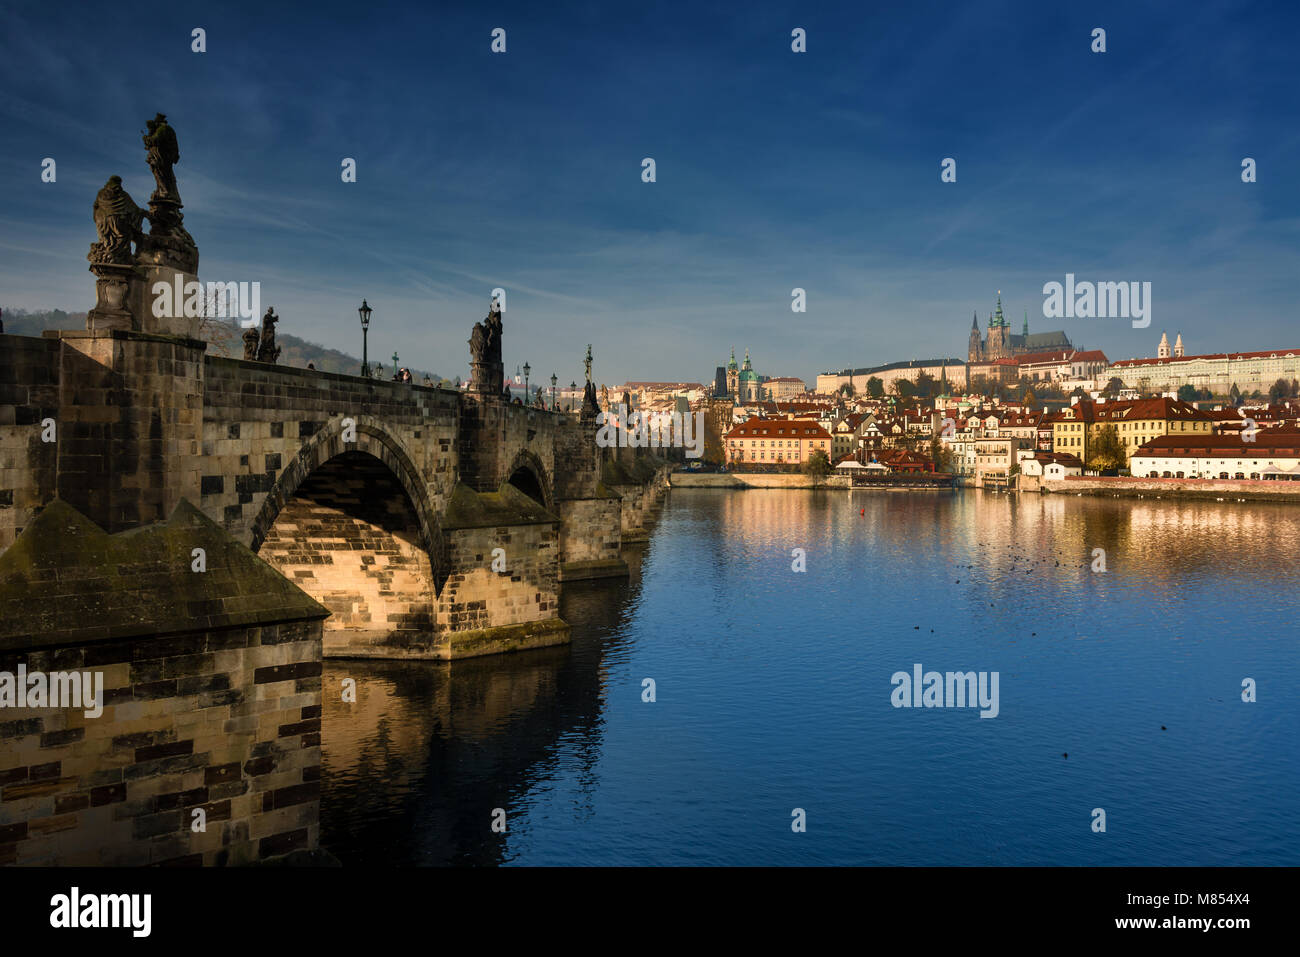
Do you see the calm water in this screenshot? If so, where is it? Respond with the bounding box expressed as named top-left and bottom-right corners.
top-left (320, 489), bottom-right (1299, 865)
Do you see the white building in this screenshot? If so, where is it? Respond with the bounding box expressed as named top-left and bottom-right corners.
top-left (1130, 433), bottom-right (1300, 479)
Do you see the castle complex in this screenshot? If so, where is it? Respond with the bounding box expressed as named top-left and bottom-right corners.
top-left (968, 292), bottom-right (1072, 362)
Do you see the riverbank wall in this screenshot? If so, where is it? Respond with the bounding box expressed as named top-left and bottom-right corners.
top-left (669, 472), bottom-right (956, 490)
top-left (1041, 475), bottom-right (1300, 503)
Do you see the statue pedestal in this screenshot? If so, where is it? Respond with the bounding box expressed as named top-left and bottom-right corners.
top-left (87, 263), bottom-right (137, 332)
top-left (131, 196), bottom-right (201, 337)
top-left (142, 198), bottom-right (198, 270)
top-left (130, 263), bottom-right (202, 338)
top-left (469, 359), bottom-right (506, 397)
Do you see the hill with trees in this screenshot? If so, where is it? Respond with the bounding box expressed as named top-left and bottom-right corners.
top-left (1, 308), bottom-right (449, 384)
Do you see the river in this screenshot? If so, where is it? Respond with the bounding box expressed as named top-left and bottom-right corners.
top-left (320, 488), bottom-right (1298, 865)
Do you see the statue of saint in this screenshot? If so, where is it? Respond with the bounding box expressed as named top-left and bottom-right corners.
top-left (584, 344), bottom-right (593, 384)
top-left (143, 113), bottom-right (180, 201)
top-left (469, 320), bottom-right (488, 363)
top-left (242, 324), bottom-right (260, 360)
top-left (88, 176), bottom-right (145, 264)
top-left (484, 300), bottom-right (503, 365)
top-left (257, 307), bottom-right (281, 363)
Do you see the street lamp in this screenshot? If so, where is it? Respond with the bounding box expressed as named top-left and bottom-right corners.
top-left (550, 373), bottom-right (557, 411)
top-left (357, 300), bottom-right (372, 377)
top-left (523, 362), bottom-right (530, 403)
top-left (570, 381), bottom-right (577, 412)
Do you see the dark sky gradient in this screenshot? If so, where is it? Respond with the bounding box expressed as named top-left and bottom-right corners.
top-left (2, 0), bottom-right (1297, 385)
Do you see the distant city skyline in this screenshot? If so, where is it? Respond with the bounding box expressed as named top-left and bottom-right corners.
top-left (3, 0), bottom-right (1298, 386)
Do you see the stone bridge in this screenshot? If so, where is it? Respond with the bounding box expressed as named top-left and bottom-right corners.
top-left (0, 116), bottom-right (674, 867)
top-left (0, 117), bottom-right (671, 660)
top-left (0, 326), bottom-right (670, 659)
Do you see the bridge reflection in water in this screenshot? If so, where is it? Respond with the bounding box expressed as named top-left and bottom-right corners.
top-left (320, 555), bottom-right (643, 865)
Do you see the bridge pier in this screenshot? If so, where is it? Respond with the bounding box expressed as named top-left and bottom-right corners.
top-left (48, 327), bottom-right (205, 535)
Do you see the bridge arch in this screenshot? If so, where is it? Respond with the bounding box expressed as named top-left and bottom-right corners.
top-left (248, 418), bottom-right (449, 651)
top-left (504, 448), bottom-right (554, 510)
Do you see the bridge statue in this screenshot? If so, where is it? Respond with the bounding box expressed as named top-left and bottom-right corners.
top-left (86, 176), bottom-right (148, 331)
top-left (256, 307), bottom-right (281, 364)
top-left (468, 299), bottom-right (506, 396)
top-left (242, 323), bottom-right (261, 360)
top-left (143, 113), bottom-right (180, 202)
top-left (88, 176), bottom-right (145, 266)
top-left (137, 112), bottom-right (197, 276)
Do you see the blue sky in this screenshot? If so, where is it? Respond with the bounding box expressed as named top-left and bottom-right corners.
top-left (2, 0), bottom-right (1298, 386)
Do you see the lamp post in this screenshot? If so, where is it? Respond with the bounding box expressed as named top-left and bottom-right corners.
top-left (523, 362), bottom-right (530, 403)
top-left (570, 381), bottom-right (577, 412)
top-left (550, 373), bottom-right (557, 411)
top-left (357, 300), bottom-right (372, 377)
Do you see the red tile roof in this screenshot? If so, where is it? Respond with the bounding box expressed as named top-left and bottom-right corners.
top-left (1135, 432), bottom-right (1300, 457)
top-left (725, 418), bottom-right (831, 440)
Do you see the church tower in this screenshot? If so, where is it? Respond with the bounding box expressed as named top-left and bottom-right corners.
top-left (1158, 332), bottom-right (1170, 359)
top-left (738, 349), bottom-right (760, 402)
top-left (1174, 333), bottom-right (1184, 358)
top-left (726, 347), bottom-right (739, 397)
top-left (968, 312), bottom-right (982, 362)
top-left (988, 292), bottom-right (1009, 359)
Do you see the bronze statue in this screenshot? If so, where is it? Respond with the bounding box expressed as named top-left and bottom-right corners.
top-left (242, 324), bottom-right (260, 360)
top-left (256, 307), bottom-right (281, 364)
top-left (143, 113), bottom-right (180, 202)
top-left (88, 176), bottom-right (145, 264)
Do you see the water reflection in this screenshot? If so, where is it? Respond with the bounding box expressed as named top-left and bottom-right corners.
top-left (321, 489), bottom-right (1299, 865)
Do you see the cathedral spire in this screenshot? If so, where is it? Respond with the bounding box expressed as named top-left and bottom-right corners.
top-left (1023, 309), bottom-right (1029, 337)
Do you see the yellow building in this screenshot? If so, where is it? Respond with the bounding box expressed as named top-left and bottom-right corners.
top-left (724, 418), bottom-right (832, 466)
top-left (1048, 398), bottom-right (1213, 464)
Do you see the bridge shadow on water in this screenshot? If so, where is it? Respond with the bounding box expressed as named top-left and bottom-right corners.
top-left (319, 557), bottom-right (644, 866)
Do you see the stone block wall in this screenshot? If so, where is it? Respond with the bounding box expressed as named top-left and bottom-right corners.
top-left (200, 357), bottom-right (460, 548)
top-left (438, 521), bottom-right (559, 636)
top-left (258, 451), bottom-right (436, 656)
top-left (0, 619), bottom-right (323, 866)
top-left (0, 330), bottom-right (207, 556)
top-left (553, 417), bottom-right (601, 500)
top-left (0, 497), bottom-right (330, 866)
top-left (55, 330), bottom-right (206, 535)
top-left (458, 396), bottom-right (557, 499)
top-left (0, 335), bottom-right (60, 557)
top-left (557, 497), bottom-right (622, 568)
